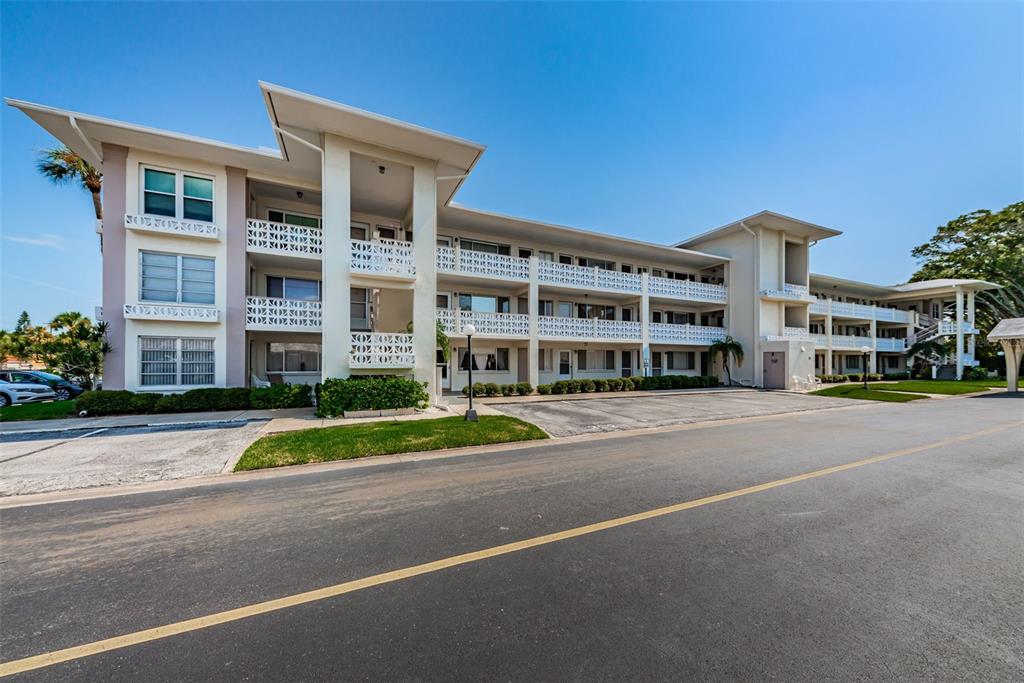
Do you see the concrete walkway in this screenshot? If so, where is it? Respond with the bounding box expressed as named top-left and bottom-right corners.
top-left (0, 407), bottom-right (317, 435)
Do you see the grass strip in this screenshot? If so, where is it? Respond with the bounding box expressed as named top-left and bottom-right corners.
top-left (871, 381), bottom-right (997, 395)
top-left (0, 400), bottom-right (77, 422)
top-left (235, 415), bottom-right (548, 471)
top-left (810, 385), bottom-right (928, 402)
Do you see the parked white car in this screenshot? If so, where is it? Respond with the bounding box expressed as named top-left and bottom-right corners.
top-left (0, 380), bottom-right (57, 408)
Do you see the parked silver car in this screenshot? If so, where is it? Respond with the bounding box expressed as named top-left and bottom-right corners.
top-left (0, 380), bottom-right (57, 408)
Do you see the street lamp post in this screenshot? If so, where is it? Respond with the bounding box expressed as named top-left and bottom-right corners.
top-left (463, 324), bottom-right (478, 422)
top-left (860, 345), bottom-right (871, 390)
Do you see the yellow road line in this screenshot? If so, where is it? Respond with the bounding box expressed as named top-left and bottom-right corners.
top-left (1, 421), bottom-right (1016, 677)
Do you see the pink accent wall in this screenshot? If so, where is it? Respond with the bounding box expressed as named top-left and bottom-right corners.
top-left (101, 144), bottom-right (128, 389)
top-left (225, 167), bottom-right (248, 387)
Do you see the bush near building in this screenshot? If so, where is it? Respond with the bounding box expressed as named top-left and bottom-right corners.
top-left (316, 376), bottom-right (429, 417)
top-left (73, 384), bottom-right (313, 417)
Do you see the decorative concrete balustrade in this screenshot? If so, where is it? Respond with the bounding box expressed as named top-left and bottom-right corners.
top-left (647, 276), bottom-right (728, 304)
top-left (537, 261), bottom-right (643, 294)
top-left (762, 326), bottom-right (812, 342)
top-left (810, 298), bottom-right (914, 324)
top-left (436, 309), bottom-right (529, 338)
top-left (350, 238), bottom-right (416, 278)
top-left (436, 247), bottom-right (530, 281)
top-left (123, 303), bottom-right (219, 322)
top-left (649, 323), bottom-right (727, 345)
top-left (246, 219), bottom-right (323, 257)
top-left (349, 332), bottom-right (415, 368)
top-left (537, 316), bottom-right (642, 342)
top-left (246, 297), bottom-right (322, 331)
top-left (126, 214), bottom-right (220, 240)
top-left (761, 282), bottom-right (815, 302)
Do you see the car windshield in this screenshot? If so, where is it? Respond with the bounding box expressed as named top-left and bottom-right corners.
top-left (33, 372), bottom-right (64, 381)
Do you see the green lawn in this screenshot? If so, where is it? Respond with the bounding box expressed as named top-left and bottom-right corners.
top-left (235, 415), bottom-right (549, 471)
top-left (810, 385), bottom-right (929, 402)
top-left (0, 400), bottom-right (77, 422)
top-left (872, 380), bottom-right (1002, 395)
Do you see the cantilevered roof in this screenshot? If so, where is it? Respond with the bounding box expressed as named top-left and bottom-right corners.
top-left (810, 273), bottom-right (1001, 301)
top-left (674, 210), bottom-right (843, 249)
top-left (988, 317), bottom-right (1024, 340)
top-left (810, 273), bottom-right (894, 297)
top-left (442, 204), bottom-right (729, 269)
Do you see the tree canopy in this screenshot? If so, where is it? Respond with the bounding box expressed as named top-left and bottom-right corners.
top-left (0, 311), bottom-right (109, 388)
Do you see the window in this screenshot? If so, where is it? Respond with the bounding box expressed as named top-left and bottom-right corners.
top-left (652, 311), bottom-right (663, 323)
top-left (436, 293), bottom-right (451, 308)
top-left (559, 351), bottom-right (571, 375)
top-left (621, 308), bottom-right (633, 322)
top-left (458, 347), bottom-right (509, 371)
top-left (557, 302), bottom-right (572, 318)
top-left (666, 351), bottom-right (695, 370)
top-left (577, 304), bottom-right (616, 320)
top-left (621, 350), bottom-right (633, 377)
top-left (847, 355), bottom-right (861, 370)
top-left (437, 235), bottom-right (453, 247)
top-left (558, 253), bottom-right (574, 265)
top-left (576, 349), bottom-right (588, 371)
top-left (458, 294), bottom-right (510, 313)
top-left (376, 225), bottom-right (397, 240)
top-left (539, 300), bottom-right (554, 316)
top-left (142, 167), bottom-right (213, 222)
top-left (518, 297), bottom-right (529, 314)
top-left (351, 222), bottom-right (369, 240)
top-left (351, 288), bottom-right (369, 329)
top-left (885, 356), bottom-right (900, 369)
top-left (539, 251), bottom-right (555, 262)
top-left (266, 342), bottom-right (320, 373)
top-left (268, 209), bottom-right (320, 229)
top-left (140, 251), bottom-right (215, 304)
top-left (266, 276), bottom-right (320, 301)
top-left (538, 348), bottom-right (551, 372)
top-left (665, 311), bottom-right (695, 325)
top-left (651, 351), bottom-right (662, 376)
top-left (577, 257), bottom-right (615, 270)
top-left (518, 248), bottom-right (533, 259)
top-left (461, 239), bottom-right (510, 256)
top-left (621, 264), bottom-right (633, 274)
top-left (140, 337), bottom-right (214, 386)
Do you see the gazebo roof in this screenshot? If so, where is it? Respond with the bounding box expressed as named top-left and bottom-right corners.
top-left (987, 318), bottom-right (1024, 340)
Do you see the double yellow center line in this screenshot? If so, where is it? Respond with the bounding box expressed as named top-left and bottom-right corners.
top-left (1, 421), bottom-right (1016, 677)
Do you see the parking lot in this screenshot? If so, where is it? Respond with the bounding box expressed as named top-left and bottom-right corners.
top-left (496, 389), bottom-right (854, 436)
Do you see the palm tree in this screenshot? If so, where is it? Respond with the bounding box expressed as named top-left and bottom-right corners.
top-left (37, 146), bottom-right (103, 220)
top-left (710, 336), bottom-right (744, 386)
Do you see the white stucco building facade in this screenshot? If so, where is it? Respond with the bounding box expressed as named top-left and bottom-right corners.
top-left (7, 84), bottom-right (998, 393)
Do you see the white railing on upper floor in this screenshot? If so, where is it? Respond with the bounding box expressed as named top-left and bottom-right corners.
top-left (537, 261), bottom-right (643, 294)
top-left (247, 219), bottom-right (323, 257)
top-left (537, 316), bottom-right (642, 341)
top-left (875, 337), bottom-right (906, 352)
top-left (811, 298), bottom-right (914, 324)
top-left (760, 282), bottom-right (814, 301)
top-left (126, 214), bottom-right (220, 240)
top-left (246, 297), bottom-right (322, 331)
top-left (436, 247), bottom-right (530, 281)
top-left (349, 332), bottom-right (415, 368)
top-left (649, 323), bottom-right (727, 345)
top-left (436, 309), bottom-right (530, 337)
top-left (350, 238), bottom-right (416, 278)
top-left (647, 275), bottom-right (728, 303)
top-left (123, 303), bottom-right (219, 322)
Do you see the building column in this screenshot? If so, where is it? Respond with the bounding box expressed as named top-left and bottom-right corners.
top-left (825, 303), bottom-right (833, 374)
top-left (641, 272), bottom-right (651, 376)
top-left (225, 167), bottom-right (248, 387)
top-left (321, 134), bottom-right (351, 381)
top-left (528, 256), bottom-right (539, 389)
top-left (100, 143), bottom-right (128, 390)
top-left (869, 319), bottom-right (877, 374)
top-left (955, 287), bottom-right (965, 379)
top-left (966, 291), bottom-right (976, 360)
top-left (411, 160), bottom-right (438, 397)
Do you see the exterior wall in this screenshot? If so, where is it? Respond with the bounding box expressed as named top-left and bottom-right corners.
top-left (100, 144), bottom-right (129, 389)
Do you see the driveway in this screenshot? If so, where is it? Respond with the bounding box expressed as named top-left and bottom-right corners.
top-left (496, 390), bottom-right (854, 437)
top-left (0, 422), bottom-right (265, 496)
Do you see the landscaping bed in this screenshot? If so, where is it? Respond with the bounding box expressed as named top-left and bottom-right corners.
top-left (234, 415), bottom-right (548, 471)
top-left (810, 386), bottom-right (928, 402)
top-left (870, 380), bottom-right (1000, 395)
top-left (0, 400), bottom-right (77, 422)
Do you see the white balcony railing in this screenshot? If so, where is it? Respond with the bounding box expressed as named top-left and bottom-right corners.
top-left (436, 309), bottom-right (529, 338)
top-left (829, 335), bottom-right (873, 350)
top-left (649, 323), bottom-right (727, 345)
top-left (123, 303), bottom-right (219, 322)
top-left (648, 276), bottom-right (728, 304)
top-left (763, 326), bottom-right (811, 342)
top-left (126, 214), bottom-right (220, 240)
top-left (349, 332), bottom-right (415, 368)
top-left (351, 238), bottom-right (416, 278)
top-left (436, 247), bottom-right (530, 281)
top-left (810, 298), bottom-right (914, 324)
top-left (811, 334), bottom-right (907, 352)
top-left (538, 261), bottom-right (643, 294)
top-left (247, 219), bottom-right (323, 257)
top-left (246, 297), bottom-right (322, 331)
top-left (761, 282), bottom-right (814, 302)
top-left (938, 320), bottom-right (976, 336)
top-left (875, 337), bottom-right (907, 352)
top-left (538, 316), bottom-right (642, 341)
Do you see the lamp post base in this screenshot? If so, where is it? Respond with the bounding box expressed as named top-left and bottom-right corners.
top-left (464, 409), bottom-right (479, 422)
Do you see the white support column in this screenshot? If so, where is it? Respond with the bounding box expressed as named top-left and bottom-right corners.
top-left (869, 319), bottom-right (877, 374)
top-left (955, 287), bottom-right (965, 379)
top-left (321, 134), bottom-right (351, 380)
top-left (528, 256), bottom-right (539, 389)
top-left (411, 160), bottom-right (438, 396)
top-left (641, 272), bottom-right (651, 376)
top-left (825, 302), bottom-right (834, 375)
top-left (966, 291), bottom-right (976, 360)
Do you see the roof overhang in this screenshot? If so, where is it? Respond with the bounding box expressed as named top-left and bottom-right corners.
top-left (809, 273), bottom-right (894, 297)
top-left (882, 279), bottom-right (1002, 301)
top-left (988, 317), bottom-right (1024, 341)
top-left (441, 204), bottom-right (729, 269)
top-left (674, 210), bottom-right (843, 249)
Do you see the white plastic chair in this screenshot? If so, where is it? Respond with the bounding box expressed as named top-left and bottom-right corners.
top-left (807, 374), bottom-right (823, 389)
top-left (250, 374), bottom-right (271, 389)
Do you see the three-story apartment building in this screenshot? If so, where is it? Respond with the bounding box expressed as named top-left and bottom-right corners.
top-left (8, 84), bottom-right (997, 393)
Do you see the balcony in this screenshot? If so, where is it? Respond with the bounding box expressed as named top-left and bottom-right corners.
top-left (810, 299), bottom-right (914, 324)
top-left (246, 297), bottom-right (321, 332)
top-left (650, 323), bottom-right (727, 345)
top-left (811, 334), bottom-right (907, 353)
top-left (349, 332), bottom-right (415, 368)
top-left (937, 320), bottom-right (978, 336)
top-left (538, 261), bottom-right (642, 294)
top-left (875, 337), bottom-right (907, 352)
top-left (760, 283), bottom-right (814, 303)
top-left (351, 238), bottom-right (416, 279)
top-left (247, 219), bottom-right (323, 258)
top-left (762, 326), bottom-right (812, 342)
top-left (648, 275), bottom-right (728, 304)
top-left (126, 214), bottom-right (220, 240)
top-left (436, 309), bottom-right (529, 338)
top-left (538, 316), bottom-right (641, 342)
top-left (436, 247), bottom-right (530, 282)
top-left (123, 303), bottom-right (219, 323)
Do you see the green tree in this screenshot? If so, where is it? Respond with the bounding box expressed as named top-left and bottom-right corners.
top-left (709, 335), bottom-right (744, 386)
top-left (32, 312), bottom-right (111, 389)
top-left (37, 146), bottom-right (103, 220)
top-left (0, 311), bottom-right (52, 364)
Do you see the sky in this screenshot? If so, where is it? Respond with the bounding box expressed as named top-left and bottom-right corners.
top-left (2, 1), bottom-right (1021, 329)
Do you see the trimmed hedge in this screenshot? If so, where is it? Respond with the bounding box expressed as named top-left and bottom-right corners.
top-left (817, 373), bottom-right (888, 384)
top-left (74, 390), bottom-right (162, 417)
top-left (317, 376), bottom-right (429, 417)
top-left (154, 387), bottom-right (251, 414)
top-left (460, 382), bottom-right (534, 398)
top-left (250, 383), bottom-right (313, 409)
top-left (537, 375), bottom-right (718, 396)
top-left (74, 383), bottom-right (314, 417)
top-left (961, 366), bottom-right (989, 381)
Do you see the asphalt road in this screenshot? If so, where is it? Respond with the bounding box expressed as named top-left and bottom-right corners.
top-left (1, 392), bottom-right (1021, 680)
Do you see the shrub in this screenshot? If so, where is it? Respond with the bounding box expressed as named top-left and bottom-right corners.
top-left (250, 383), bottom-right (313, 409)
top-left (484, 382), bottom-right (500, 397)
top-left (501, 384), bottom-right (515, 396)
top-left (154, 387), bottom-right (251, 414)
top-left (537, 384), bottom-right (552, 395)
top-left (582, 379), bottom-right (596, 393)
top-left (706, 375), bottom-right (720, 387)
top-left (131, 393), bottom-right (162, 413)
top-left (961, 367), bottom-right (988, 381)
top-left (550, 381), bottom-right (564, 394)
top-left (75, 390), bottom-right (139, 416)
top-left (622, 377), bottom-right (635, 391)
top-left (607, 378), bottom-right (622, 392)
top-left (516, 382), bottom-right (533, 396)
top-left (658, 376), bottom-right (673, 390)
top-left (317, 376), bottom-right (429, 417)
top-left (817, 374), bottom-right (848, 384)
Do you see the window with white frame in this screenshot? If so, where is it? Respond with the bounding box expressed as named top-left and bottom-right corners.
top-left (140, 337), bottom-right (214, 386)
top-left (460, 238), bottom-right (510, 255)
top-left (666, 351), bottom-right (695, 370)
top-left (266, 276), bottom-right (320, 301)
top-left (267, 209), bottom-right (320, 229)
top-left (140, 251), bottom-right (215, 304)
top-left (576, 349), bottom-right (615, 371)
top-left (266, 342), bottom-right (321, 373)
top-left (458, 347), bottom-right (509, 372)
top-left (537, 348), bottom-right (551, 372)
top-left (142, 167), bottom-right (214, 222)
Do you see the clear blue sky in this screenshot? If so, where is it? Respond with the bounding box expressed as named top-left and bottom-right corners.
top-left (2, 2), bottom-right (1021, 328)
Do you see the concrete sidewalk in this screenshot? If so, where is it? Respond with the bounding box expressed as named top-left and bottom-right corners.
top-left (0, 406), bottom-right (317, 435)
